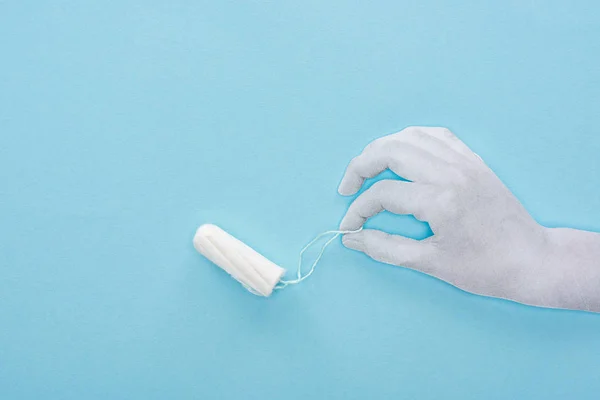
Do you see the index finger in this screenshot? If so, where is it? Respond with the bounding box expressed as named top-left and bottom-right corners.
top-left (337, 138), bottom-right (451, 196)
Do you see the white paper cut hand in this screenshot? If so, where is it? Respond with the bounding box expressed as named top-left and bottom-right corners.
top-left (339, 127), bottom-right (600, 312)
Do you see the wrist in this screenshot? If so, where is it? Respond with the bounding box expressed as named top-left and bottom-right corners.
top-left (508, 225), bottom-right (557, 308)
top-left (527, 227), bottom-right (600, 311)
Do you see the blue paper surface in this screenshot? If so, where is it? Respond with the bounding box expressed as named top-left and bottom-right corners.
top-left (1, 1), bottom-right (600, 399)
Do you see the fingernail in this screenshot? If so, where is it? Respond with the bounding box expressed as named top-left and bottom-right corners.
top-left (338, 186), bottom-right (350, 196)
top-left (342, 236), bottom-right (359, 250)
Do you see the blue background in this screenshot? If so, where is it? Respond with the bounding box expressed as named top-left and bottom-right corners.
top-left (1, 1), bottom-right (600, 399)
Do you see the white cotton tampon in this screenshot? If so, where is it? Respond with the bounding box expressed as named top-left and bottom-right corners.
top-left (193, 224), bottom-right (286, 297)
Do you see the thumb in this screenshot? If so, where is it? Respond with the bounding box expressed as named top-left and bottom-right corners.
top-left (343, 229), bottom-right (437, 273)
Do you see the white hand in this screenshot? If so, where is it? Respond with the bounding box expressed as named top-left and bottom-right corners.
top-left (339, 127), bottom-right (600, 312)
